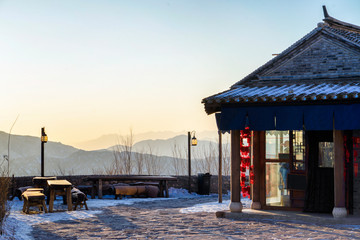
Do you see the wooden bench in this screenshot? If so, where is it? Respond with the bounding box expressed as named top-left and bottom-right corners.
top-left (84, 175), bottom-right (177, 199)
top-left (114, 185), bottom-right (159, 199)
top-left (129, 182), bottom-right (160, 187)
top-left (22, 190), bottom-right (47, 214)
top-left (128, 182), bottom-right (161, 197)
top-left (24, 188), bottom-right (44, 193)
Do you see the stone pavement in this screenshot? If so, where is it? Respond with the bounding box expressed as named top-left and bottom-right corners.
top-left (31, 196), bottom-right (360, 239)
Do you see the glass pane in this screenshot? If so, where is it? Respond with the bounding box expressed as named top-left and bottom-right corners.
top-left (266, 162), bottom-right (290, 207)
top-left (293, 131), bottom-right (305, 171)
top-left (319, 142), bottom-right (334, 168)
top-left (266, 131), bottom-right (290, 159)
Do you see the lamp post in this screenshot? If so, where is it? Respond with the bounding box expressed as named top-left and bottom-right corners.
top-left (41, 127), bottom-right (48, 177)
top-left (218, 130), bottom-right (222, 203)
top-left (188, 131), bottom-right (197, 193)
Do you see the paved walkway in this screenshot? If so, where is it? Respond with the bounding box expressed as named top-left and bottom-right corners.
top-left (31, 196), bottom-right (360, 239)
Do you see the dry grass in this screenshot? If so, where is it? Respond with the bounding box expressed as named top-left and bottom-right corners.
top-left (0, 174), bottom-right (11, 236)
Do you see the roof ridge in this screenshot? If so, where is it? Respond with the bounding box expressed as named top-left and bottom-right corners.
top-left (322, 25), bottom-right (360, 47)
top-left (322, 5), bottom-right (360, 33)
top-left (230, 7), bottom-right (360, 89)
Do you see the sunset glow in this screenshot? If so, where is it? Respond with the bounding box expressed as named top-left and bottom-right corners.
top-left (1, 0), bottom-right (359, 146)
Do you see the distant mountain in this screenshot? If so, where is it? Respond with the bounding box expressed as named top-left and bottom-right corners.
top-left (0, 131), bottom-right (78, 158)
top-left (0, 131), bottom-right (79, 176)
top-left (1, 130), bottom-right (186, 176)
top-left (73, 131), bottom-right (220, 151)
top-left (72, 134), bottom-right (119, 151)
top-left (131, 135), bottom-right (218, 157)
top-left (1, 131), bottom-right (229, 177)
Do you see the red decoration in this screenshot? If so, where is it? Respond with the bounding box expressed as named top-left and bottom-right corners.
top-left (240, 127), bottom-right (252, 199)
top-left (355, 163), bottom-right (359, 177)
top-left (353, 137), bottom-right (360, 177)
top-left (250, 165), bottom-right (254, 184)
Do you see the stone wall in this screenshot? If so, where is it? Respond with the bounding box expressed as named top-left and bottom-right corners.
top-left (171, 175), bottom-right (230, 194)
top-left (11, 175), bottom-right (230, 196)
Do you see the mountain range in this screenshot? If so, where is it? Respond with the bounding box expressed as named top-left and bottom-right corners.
top-left (73, 130), bottom-right (219, 151)
top-left (0, 131), bottom-right (229, 177)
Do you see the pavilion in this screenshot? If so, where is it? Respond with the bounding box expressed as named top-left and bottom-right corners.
top-left (202, 6), bottom-right (360, 218)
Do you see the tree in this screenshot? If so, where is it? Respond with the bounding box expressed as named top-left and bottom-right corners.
top-left (113, 129), bottom-right (134, 175)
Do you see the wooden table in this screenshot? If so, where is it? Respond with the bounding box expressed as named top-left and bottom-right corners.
top-left (33, 176), bottom-right (57, 204)
top-left (33, 176), bottom-right (57, 187)
top-left (84, 175), bottom-right (177, 199)
top-left (47, 180), bottom-right (72, 212)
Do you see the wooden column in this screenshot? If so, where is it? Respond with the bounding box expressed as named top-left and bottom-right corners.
top-left (229, 130), bottom-right (242, 212)
top-left (332, 130), bottom-right (347, 218)
top-left (259, 131), bottom-right (266, 207)
top-left (251, 131), bottom-right (261, 209)
top-left (98, 179), bottom-right (103, 199)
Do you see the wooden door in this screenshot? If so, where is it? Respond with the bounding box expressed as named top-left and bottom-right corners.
top-left (304, 131), bottom-right (334, 213)
top-left (288, 131), bottom-right (306, 208)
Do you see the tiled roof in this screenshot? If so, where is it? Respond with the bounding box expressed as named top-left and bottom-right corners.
top-left (324, 26), bottom-right (360, 45)
top-left (230, 21), bottom-right (360, 88)
top-left (204, 81), bottom-right (360, 104)
top-left (203, 9), bottom-right (360, 114)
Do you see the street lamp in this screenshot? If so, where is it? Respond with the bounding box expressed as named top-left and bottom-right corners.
top-left (188, 131), bottom-right (197, 193)
top-left (41, 127), bottom-right (48, 177)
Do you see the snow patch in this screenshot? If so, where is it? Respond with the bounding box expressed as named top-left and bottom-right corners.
top-left (179, 198), bottom-right (251, 213)
top-left (2, 189), bottom-right (231, 239)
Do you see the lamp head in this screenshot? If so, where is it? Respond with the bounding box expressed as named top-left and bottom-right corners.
top-left (41, 127), bottom-right (48, 143)
top-left (191, 136), bottom-right (197, 146)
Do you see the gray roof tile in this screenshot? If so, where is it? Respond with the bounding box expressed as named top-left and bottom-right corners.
top-left (203, 11), bottom-right (360, 114)
top-left (204, 82), bottom-right (360, 105)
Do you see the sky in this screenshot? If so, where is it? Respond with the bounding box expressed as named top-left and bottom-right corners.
top-left (1, 0), bottom-right (360, 146)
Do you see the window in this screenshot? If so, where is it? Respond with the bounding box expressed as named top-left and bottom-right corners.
top-left (266, 131), bottom-right (290, 160)
top-left (292, 131), bottom-right (305, 171)
top-left (265, 162), bottom-right (290, 207)
top-left (319, 142), bottom-right (334, 168)
top-left (265, 131), bottom-right (290, 207)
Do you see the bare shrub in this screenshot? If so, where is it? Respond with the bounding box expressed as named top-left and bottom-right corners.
top-left (197, 141), bottom-right (217, 174)
top-left (112, 129), bottom-right (134, 175)
top-left (92, 167), bottom-right (105, 175)
top-left (144, 145), bottom-right (162, 175)
top-left (0, 117), bottom-right (18, 236)
top-left (190, 134), bottom-right (231, 176)
top-left (54, 163), bottom-right (74, 176)
top-left (0, 169), bottom-right (10, 235)
top-left (112, 150), bottom-right (125, 175)
top-left (171, 142), bottom-right (187, 175)
top-left (121, 130), bottom-right (134, 174)
top-left (134, 149), bottom-right (145, 175)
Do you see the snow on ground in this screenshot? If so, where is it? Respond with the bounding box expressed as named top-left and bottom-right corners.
top-left (3, 188), bottom-right (360, 239)
top-left (180, 199), bottom-right (250, 213)
top-left (2, 188), bottom-right (236, 240)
